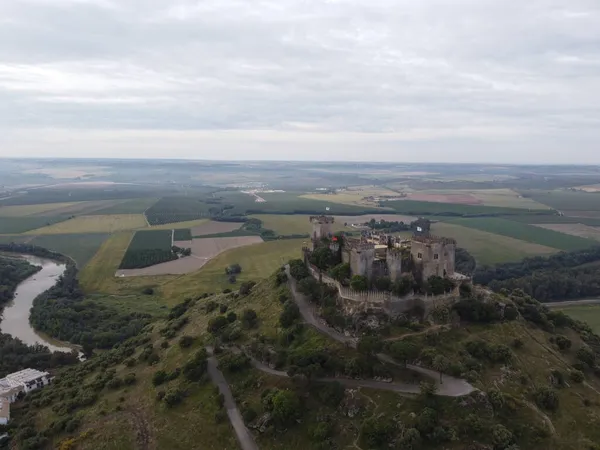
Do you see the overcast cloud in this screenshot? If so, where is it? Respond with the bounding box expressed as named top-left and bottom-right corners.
top-left (0, 0), bottom-right (599, 163)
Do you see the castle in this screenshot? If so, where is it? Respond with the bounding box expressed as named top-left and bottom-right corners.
top-left (309, 215), bottom-right (460, 283)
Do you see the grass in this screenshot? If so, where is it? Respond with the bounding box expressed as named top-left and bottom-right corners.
top-left (557, 305), bottom-right (600, 334)
top-left (126, 230), bottom-right (173, 251)
top-left (161, 239), bottom-right (305, 298)
top-left (250, 214), bottom-right (347, 235)
top-left (0, 202), bottom-right (80, 217)
top-left (385, 199), bottom-right (550, 216)
top-left (431, 222), bottom-right (557, 265)
top-left (89, 198), bottom-right (159, 215)
top-left (29, 233), bottom-right (109, 268)
top-left (521, 190), bottom-right (600, 211)
top-left (0, 216), bottom-right (69, 234)
top-left (148, 219), bottom-right (209, 230)
top-left (448, 217), bottom-right (597, 251)
top-left (507, 215), bottom-right (600, 227)
top-left (25, 214), bottom-right (148, 234)
top-left (422, 188), bottom-right (551, 209)
top-left (0, 234), bottom-right (34, 244)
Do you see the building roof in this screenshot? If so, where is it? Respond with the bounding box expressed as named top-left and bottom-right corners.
top-left (5, 369), bottom-right (49, 384)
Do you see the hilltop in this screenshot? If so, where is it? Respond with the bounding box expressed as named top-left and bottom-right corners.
top-left (6, 269), bottom-right (600, 450)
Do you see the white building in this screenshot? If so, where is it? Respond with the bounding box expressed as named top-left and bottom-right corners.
top-left (0, 369), bottom-right (52, 425)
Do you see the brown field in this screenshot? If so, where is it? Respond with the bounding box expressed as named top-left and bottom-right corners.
top-left (115, 236), bottom-right (263, 277)
top-left (405, 192), bottom-right (482, 205)
top-left (534, 223), bottom-right (600, 241)
top-left (29, 200), bottom-right (128, 216)
top-left (25, 214), bottom-right (147, 234)
top-left (190, 221), bottom-right (242, 236)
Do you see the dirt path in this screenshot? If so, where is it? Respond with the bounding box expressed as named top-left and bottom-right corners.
top-left (383, 324), bottom-right (450, 342)
top-left (206, 347), bottom-right (259, 450)
top-left (128, 408), bottom-right (154, 450)
top-left (285, 266), bottom-right (476, 397)
top-left (523, 400), bottom-right (556, 436)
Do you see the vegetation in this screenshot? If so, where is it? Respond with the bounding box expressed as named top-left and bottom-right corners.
top-left (385, 199), bottom-right (552, 217)
top-left (0, 216), bottom-right (69, 234)
top-left (145, 196), bottom-right (215, 225)
top-left (0, 255), bottom-right (41, 308)
top-left (450, 217), bottom-right (596, 250)
top-left (28, 233), bottom-right (109, 268)
top-left (119, 229), bottom-right (177, 269)
top-left (24, 214), bottom-right (147, 235)
top-left (173, 228), bottom-right (192, 241)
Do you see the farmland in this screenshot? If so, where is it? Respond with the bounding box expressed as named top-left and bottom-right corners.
top-left (415, 188), bottom-right (551, 209)
top-left (384, 199), bottom-right (551, 217)
top-left (520, 190), bottom-right (600, 211)
top-left (533, 223), bottom-right (600, 242)
top-left (557, 304), bottom-right (600, 334)
top-left (0, 216), bottom-right (68, 234)
top-left (145, 196), bottom-right (214, 225)
top-left (173, 228), bottom-right (192, 241)
top-left (0, 202), bottom-right (79, 217)
top-left (190, 221), bottom-right (242, 236)
top-left (119, 229), bottom-right (175, 269)
top-left (161, 238), bottom-right (305, 297)
top-left (24, 214), bottom-right (147, 234)
top-left (448, 217), bottom-right (597, 251)
top-left (89, 198), bottom-right (158, 215)
top-left (300, 185), bottom-right (400, 206)
top-left (148, 219), bottom-right (209, 230)
top-left (430, 222), bottom-right (557, 265)
top-left (116, 236), bottom-right (264, 277)
top-left (28, 233), bottom-right (109, 268)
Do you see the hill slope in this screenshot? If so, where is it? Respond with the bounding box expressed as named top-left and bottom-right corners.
top-left (7, 273), bottom-right (600, 450)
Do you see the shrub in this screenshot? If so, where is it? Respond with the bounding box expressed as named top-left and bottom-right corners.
top-left (576, 347), bottom-right (595, 367)
top-left (243, 408), bottom-right (257, 423)
top-left (227, 311), bottom-right (237, 323)
top-left (179, 335), bottom-right (195, 348)
top-left (512, 338), bottom-right (524, 349)
top-left (570, 370), bottom-right (585, 383)
top-left (555, 335), bottom-right (572, 351)
top-left (123, 373), bottom-right (136, 385)
top-left (241, 309), bottom-right (258, 329)
top-left (280, 301), bottom-right (300, 328)
top-left (350, 275), bottom-right (369, 291)
top-left (239, 281), bottom-right (256, 296)
top-left (534, 387), bottom-right (559, 411)
top-left (208, 316), bottom-right (229, 334)
top-left (219, 304), bottom-right (228, 314)
top-left (142, 287), bottom-right (154, 295)
top-left (164, 388), bottom-right (185, 407)
top-left (153, 370), bottom-right (168, 386)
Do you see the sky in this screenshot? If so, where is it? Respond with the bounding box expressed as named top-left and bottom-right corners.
top-left (0, 0), bottom-right (599, 163)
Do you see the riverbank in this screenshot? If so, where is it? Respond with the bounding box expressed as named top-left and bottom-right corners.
top-left (0, 254), bottom-right (76, 353)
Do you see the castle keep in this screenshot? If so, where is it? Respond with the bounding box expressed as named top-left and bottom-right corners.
top-left (309, 215), bottom-right (458, 283)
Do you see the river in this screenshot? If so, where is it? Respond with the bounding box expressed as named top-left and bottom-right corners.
top-left (0, 255), bottom-right (75, 353)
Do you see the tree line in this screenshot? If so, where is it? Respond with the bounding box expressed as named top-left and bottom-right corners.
top-left (0, 255), bottom-right (41, 309)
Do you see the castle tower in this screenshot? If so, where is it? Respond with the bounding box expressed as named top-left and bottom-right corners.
top-left (310, 215), bottom-right (335, 242)
top-left (350, 243), bottom-right (375, 279)
top-left (410, 235), bottom-right (456, 280)
top-left (385, 249), bottom-right (403, 282)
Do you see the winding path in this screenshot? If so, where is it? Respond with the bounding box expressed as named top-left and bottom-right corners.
top-left (285, 266), bottom-right (476, 397)
top-left (206, 347), bottom-right (259, 450)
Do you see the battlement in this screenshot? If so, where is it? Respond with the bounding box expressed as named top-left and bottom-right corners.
top-left (350, 242), bottom-right (375, 252)
top-left (412, 234), bottom-right (456, 246)
top-left (309, 215), bottom-right (335, 224)
top-left (386, 248), bottom-right (403, 260)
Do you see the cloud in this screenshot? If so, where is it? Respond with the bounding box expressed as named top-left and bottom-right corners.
top-left (0, 0), bottom-right (599, 162)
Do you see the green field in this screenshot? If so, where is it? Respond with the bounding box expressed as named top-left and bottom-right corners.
top-left (558, 304), bottom-right (600, 334)
top-left (0, 202), bottom-right (80, 217)
top-left (28, 233), bottom-right (109, 268)
top-left (0, 235), bottom-right (33, 244)
top-left (250, 214), bottom-right (347, 235)
top-left (89, 198), bottom-right (158, 215)
top-left (125, 229), bottom-right (172, 251)
top-left (448, 217), bottom-right (597, 251)
top-left (507, 215), bottom-right (600, 227)
top-left (173, 228), bottom-right (192, 241)
top-left (385, 199), bottom-right (550, 217)
top-left (521, 190), bottom-right (600, 211)
top-left (0, 216), bottom-right (68, 234)
top-left (431, 222), bottom-right (557, 265)
top-left (24, 214), bottom-right (148, 235)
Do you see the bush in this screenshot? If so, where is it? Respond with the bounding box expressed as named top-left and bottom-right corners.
top-left (576, 347), bottom-right (595, 367)
top-left (123, 373), bottom-right (136, 385)
top-left (164, 388), bottom-right (185, 407)
top-left (512, 338), bottom-right (524, 349)
top-left (179, 335), bottom-right (195, 348)
top-left (227, 311), bottom-right (237, 323)
top-left (350, 275), bottom-right (369, 291)
top-left (153, 370), bottom-right (168, 386)
top-left (570, 370), bottom-right (585, 383)
top-left (208, 316), bottom-right (229, 334)
top-left (225, 263), bottom-right (242, 275)
top-left (534, 387), bottom-right (559, 411)
top-left (219, 304), bottom-right (228, 314)
top-left (241, 309), bottom-right (258, 329)
top-left (183, 349), bottom-right (208, 381)
top-left (280, 301), bottom-right (300, 328)
top-left (142, 287), bottom-right (154, 295)
top-left (555, 335), bottom-right (572, 351)
top-left (239, 281), bottom-right (256, 296)
top-left (243, 407), bottom-right (257, 423)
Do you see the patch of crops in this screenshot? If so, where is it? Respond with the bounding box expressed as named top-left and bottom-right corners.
top-left (0, 216), bottom-right (69, 234)
top-left (119, 229), bottom-right (176, 269)
top-left (449, 217), bottom-right (597, 251)
top-left (173, 228), bottom-right (192, 241)
top-left (385, 200), bottom-right (552, 217)
top-left (29, 233), bottom-right (109, 268)
top-left (145, 196), bottom-right (215, 225)
top-left (519, 190), bottom-right (600, 211)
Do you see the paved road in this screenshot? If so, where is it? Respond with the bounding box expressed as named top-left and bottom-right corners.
top-left (206, 347), bottom-right (259, 450)
top-left (285, 266), bottom-right (476, 397)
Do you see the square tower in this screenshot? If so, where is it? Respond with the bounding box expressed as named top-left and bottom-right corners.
top-left (410, 235), bottom-right (456, 280)
top-left (310, 215), bottom-right (335, 241)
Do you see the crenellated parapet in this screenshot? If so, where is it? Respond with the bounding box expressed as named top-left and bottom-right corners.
top-left (412, 234), bottom-right (457, 246)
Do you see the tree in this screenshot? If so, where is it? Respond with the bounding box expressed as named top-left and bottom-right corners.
top-left (270, 390), bottom-right (302, 426)
top-left (576, 347), bottom-right (595, 367)
top-left (393, 275), bottom-right (414, 296)
top-left (555, 335), bottom-right (571, 351)
top-left (310, 247), bottom-right (336, 272)
top-left (374, 277), bottom-right (391, 291)
top-left (491, 424), bottom-right (514, 449)
top-left (357, 336), bottom-right (383, 356)
top-left (280, 301), bottom-right (300, 328)
top-left (330, 263), bottom-right (351, 283)
top-left (432, 355), bottom-right (449, 384)
top-left (241, 309), bottom-right (258, 329)
top-left (390, 341), bottom-right (420, 367)
top-left (350, 275), bottom-right (369, 292)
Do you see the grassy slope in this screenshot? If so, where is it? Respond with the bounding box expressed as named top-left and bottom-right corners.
top-left (448, 217), bottom-right (597, 251)
top-left (81, 232), bottom-right (304, 302)
top-left (558, 305), bottom-right (600, 334)
top-left (19, 276), bottom-right (600, 450)
top-left (431, 222), bottom-right (557, 265)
